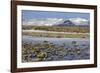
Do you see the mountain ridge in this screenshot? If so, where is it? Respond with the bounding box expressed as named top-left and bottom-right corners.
top-left (22, 18), bottom-right (89, 26)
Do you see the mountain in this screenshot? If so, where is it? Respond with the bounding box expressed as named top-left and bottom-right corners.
top-left (55, 18), bottom-right (89, 26)
top-left (55, 20), bottom-right (75, 26)
top-left (22, 18), bottom-right (89, 26)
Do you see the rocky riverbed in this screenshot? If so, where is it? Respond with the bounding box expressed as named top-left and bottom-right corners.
top-left (22, 37), bottom-right (90, 62)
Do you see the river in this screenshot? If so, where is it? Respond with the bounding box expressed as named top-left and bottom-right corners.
top-left (22, 35), bottom-right (90, 62)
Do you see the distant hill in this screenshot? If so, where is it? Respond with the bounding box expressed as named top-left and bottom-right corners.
top-left (54, 18), bottom-right (89, 27)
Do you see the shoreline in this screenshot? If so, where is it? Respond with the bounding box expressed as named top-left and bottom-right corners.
top-left (22, 30), bottom-right (89, 35)
top-left (22, 30), bottom-right (89, 38)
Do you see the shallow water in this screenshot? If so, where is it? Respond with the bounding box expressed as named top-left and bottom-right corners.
top-left (22, 35), bottom-right (90, 62)
top-left (22, 35), bottom-right (89, 45)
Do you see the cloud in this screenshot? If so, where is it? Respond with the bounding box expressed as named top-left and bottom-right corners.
top-left (69, 18), bottom-right (89, 25)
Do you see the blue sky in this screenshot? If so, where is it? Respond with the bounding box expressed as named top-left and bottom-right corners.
top-left (22, 10), bottom-right (90, 21)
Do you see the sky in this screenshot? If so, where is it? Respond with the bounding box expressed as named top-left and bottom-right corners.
top-left (22, 10), bottom-right (90, 21)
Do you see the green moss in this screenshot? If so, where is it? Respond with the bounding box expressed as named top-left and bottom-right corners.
top-left (22, 26), bottom-right (89, 33)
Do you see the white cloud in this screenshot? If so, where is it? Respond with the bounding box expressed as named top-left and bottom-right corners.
top-left (69, 18), bottom-right (89, 25)
top-left (23, 18), bottom-right (64, 26)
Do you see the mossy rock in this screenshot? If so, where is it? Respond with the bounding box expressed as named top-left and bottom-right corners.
top-left (37, 52), bottom-right (47, 58)
top-left (75, 48), bottom-right (81, 55)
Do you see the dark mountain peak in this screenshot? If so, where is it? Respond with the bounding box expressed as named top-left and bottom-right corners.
top-left (63, 20), bottom-right (74, 24)
top-left (56, 20), bottom-right (75, 26)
